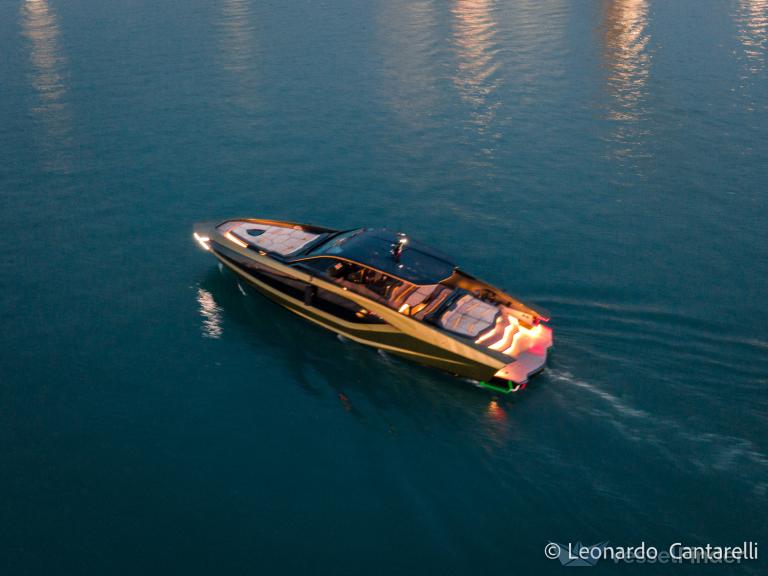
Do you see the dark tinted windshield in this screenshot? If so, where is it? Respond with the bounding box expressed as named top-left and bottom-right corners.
top-left (308, 229), bottom-right (362, 256)
top-left (305, 228), bottom-right (455, 285)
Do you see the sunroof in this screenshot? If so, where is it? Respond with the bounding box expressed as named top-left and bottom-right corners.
top-left (320, 228), bottom-right (456, 284)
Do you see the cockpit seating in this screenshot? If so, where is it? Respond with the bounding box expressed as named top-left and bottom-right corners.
top-left (438, 294), bottom-right (499, 337)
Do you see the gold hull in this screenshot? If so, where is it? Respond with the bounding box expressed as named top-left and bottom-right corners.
top-left (194, 218), bottom-right (551, 391)
top-left (214, 251), bottom-right (500, 381)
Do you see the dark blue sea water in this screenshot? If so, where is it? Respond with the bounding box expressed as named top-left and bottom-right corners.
top-left (1, 0), bottom-right (767, 574)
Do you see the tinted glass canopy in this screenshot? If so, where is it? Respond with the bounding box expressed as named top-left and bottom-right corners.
top-left (305, 228), bottom-right (456, 285)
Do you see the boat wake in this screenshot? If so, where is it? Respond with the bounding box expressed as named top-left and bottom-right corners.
top-left (549, 369), bottom-right (768, 499)
top-left (537, 296), bottom-right (768, 389)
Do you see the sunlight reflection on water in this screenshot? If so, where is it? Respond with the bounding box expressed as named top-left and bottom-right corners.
top-left (197, 287), bottom-right (224, 339)
top-left (736, 0), bottom-right (768, 72)
top-left (451, 0), bottom-right (501, 133)
top-left (21, 0), bottom-right (72, 171)
top-left (599, 0), bottom-right (653, 169)
top-left (218, 0), bottom-right (260, 111)
top-left (601, 0), bottom-right (650, 122)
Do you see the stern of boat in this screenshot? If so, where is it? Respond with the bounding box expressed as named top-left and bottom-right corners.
top-left (481, 323), bottom-right (553, 393)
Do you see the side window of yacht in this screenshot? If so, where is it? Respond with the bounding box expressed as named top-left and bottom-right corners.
top-left (297, 257), bottom-right (342, 276)
top-left (296, 258), bottom-right (386, 324)
top-left (296, 258), bottom-right (369, 286)
top-left (331, 263), bottom-right (403, 303)
top-left (334, 262), bottom-right (367, 284)
top-left (364, 270), bottom-right (403, 300)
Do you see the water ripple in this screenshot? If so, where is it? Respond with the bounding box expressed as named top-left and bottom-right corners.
top-left (217, 0), bottom-right (261, 111)
top-left (550, 369), bottom-right (768, 498)
top-left (541, 296), bottom-right (768, 388)
top-left (736, 0), bottom-right (768, 73)
top-left (20, 0), bottom-right (73, 171)
top-left (451, 0), bottom-right (502, 116)
top-left (377, 0), bottom-right (443, 127)
top-left (600, 0), bottom-right (651, 120)
top-left (599, 0), bottom-right (653, 170)
top-left (197, 287), bottom-right (224, 339)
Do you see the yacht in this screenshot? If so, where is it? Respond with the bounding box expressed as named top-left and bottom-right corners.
top-left (193, 218), bottom-right (552, 393)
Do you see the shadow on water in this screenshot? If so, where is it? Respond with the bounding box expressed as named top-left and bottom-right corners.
top-left (194, 265), bottom-right (534, 452)
top-left (20, 0), bottom-right (73, 172)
